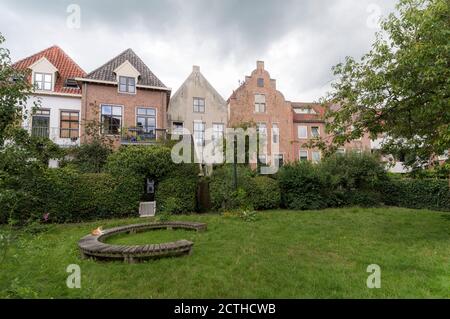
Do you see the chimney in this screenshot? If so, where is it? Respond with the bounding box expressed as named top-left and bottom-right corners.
top-left (193, 65), bottom-right (200, 72)
top-left (256, 61), bottom-right (264, 70)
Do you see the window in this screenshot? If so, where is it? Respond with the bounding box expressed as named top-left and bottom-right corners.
top-left (258, 154), bottom-right (267, 165)
top-left (311, 126), bottom-right (320, 138)
top-left (119, 76), bottom-right (136, 94)
top-left (257, 123), bottom-right (267, 136)
top-left (101, 105), bottom-right (122, 135)
top-left (298, 126), bottom-right (308, 139)
top-left (136, 108), bottom-right (156, 136)
top-left (64, 78), bottom-right (79, 89)
top-left (60, 111), bottom-right (79, 139)
top-left (34, 73), bottom-right (52, 91)
top-left (255, 94), bottom-right (266, 113)
top-left (193, 98), bottom-right (205, 113)
top-left (299, 150), bottom-right (308, 162)
top-left (312, 151), bottom-right (321, 163)
top-left (32, 109), bottom-right (50, 138)
top-left (194, 122), bottom-right (205, 147)
top-left (274, 154), bottom-right (284, 167)
top-left (272, 124), bottom-right (279, 144)
top-left (257, 78), bottom-right (264, 87)
top-left (212, 123), bottom-right (224, 144)
top-left (172, 122), bottom-right (184, 135)
top-left (293, 108), bottom-right (316, 114)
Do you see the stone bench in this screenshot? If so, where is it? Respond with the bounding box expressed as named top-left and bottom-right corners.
top-left (78, 221), bottom-right (207, 263)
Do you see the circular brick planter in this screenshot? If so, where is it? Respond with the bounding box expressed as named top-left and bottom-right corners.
top-left (78, 222), bottom-right (207, 263)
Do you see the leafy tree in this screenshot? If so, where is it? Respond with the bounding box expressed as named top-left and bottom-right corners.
top-left (0, 33), bottom-right (37, 145)
top-left (314, 0), bottom-right (449, 179)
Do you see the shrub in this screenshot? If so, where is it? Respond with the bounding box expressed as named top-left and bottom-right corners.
top-left (28, 168), bottom-right (142, 223)
top-left (249, 176), bottom-right (280, 210)
top-left (155, 174), bottom-right (198, 214)
top-left (62, 140), bottom-right (112, 173)
top-left (381, 179), bottom-right (450, 211)
top-left (209, 165), bottom-right (256, 211)
top-left (279, 161), bottom-right (331, 210)
top-left (106, 146), bottom-right (176, 180)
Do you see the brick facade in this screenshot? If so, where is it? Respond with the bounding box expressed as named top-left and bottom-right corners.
top-left (80, 82), bottom-right (168, 147)
top-left (228, 61), bottom-right (295, 163)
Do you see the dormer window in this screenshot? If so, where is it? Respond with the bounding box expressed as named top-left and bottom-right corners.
top-left (34, 72), bottom-right (52, 91)
top-left (64, 78), bottom-right (79, 89)
top-left (119, 76), bottom-right (136, 94)
top-left (293, 107), bottom-right (317, 114)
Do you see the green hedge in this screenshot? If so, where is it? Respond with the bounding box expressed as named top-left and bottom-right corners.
top-left (279, 153), bottom-right (389, 210)
top-left (7, 168), bottom-right (142, 224)
top-left (249, 176), bottom-right (281, 210)
top-left (209, 165), bottom-right (281, 211)
top-left (155, 164), bottom-right (199, 214)
top-left (381, 179), bottom-right (450, 211)
top-left (279, 161), bottom-right (332, 210)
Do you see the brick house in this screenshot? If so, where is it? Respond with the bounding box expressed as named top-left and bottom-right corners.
top-left (13, 46), bottom-right (86, 150)
top-left (228, 61), bottom-right (294, 165)
top-left (76, 49), bottom-right (171, 147)
top-left (228, 61), bottom-right (372, 165)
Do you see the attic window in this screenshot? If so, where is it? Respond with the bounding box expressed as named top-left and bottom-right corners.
top-left (119, 76), bottom-right (136, 94)
top-left (64, 79), bottom-right (79, 89)
top-left (293, 107), bottom-right (316, 115)
top-left (34, 72), bottom-right (52, 91)
top-left (257, 78), bottom-right (264, 87)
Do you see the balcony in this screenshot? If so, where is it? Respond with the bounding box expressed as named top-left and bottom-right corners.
top-left (121, 127), bottom-right (168, 145)
top-left (26, 126), bottom-right (80, 147)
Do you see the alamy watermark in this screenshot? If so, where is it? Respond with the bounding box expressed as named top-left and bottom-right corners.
top-left (366, 264), bottom-right (381, 289)
top-left (170, 127), bottom-right (281, 174)
top-left (66, 264), bottom-right (81, 289)
top-left (66, 4), bottom-right (81, 29)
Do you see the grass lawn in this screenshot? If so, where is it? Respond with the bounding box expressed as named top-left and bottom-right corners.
top-left (0, 207), bottom-right (449, 298)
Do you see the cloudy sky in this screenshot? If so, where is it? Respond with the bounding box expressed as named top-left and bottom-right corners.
top-left (0, 0), bottom-right (396, 101)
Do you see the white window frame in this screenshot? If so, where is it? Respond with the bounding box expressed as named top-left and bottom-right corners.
top-left (193, 121), bottom-right (206, 146)
top-left (312, 151), bottom-right (321, 163)
top-left (193, 97), bottom-right (206, 113)
top-left (299, 150), bottom-right (308, 161)
top-left (272, 123), bottom-right (279, 144)
top-left (100, 104), bottom-right (123, 135)
top-left (311, 126), bottom-right (320, 138)
top-left (298, 126), bottom-right (308, 139)
top-left (254, 94), bottom-right (266, 113)
top-left (118, 76), bottom-right (136, 94)
top-left (34, 72), bottom-right (53, 91)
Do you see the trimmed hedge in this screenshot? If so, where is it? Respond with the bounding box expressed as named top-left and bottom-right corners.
top-left (381, 179), bottom-right (450, 211)
top-left (249, 176), bottom-right (281, 210)
top-left (209, 165), bottom-right (281, 211)
top-left (279, 161), bottom-right (332, 210)
top-left (155, 164), bottom-right (199, 214)
top-left (279, 153), bottom-right (389, 210)
top-left (26, 168), bottom-right (141, 223)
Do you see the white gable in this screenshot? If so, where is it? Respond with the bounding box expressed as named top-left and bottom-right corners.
top-left (29, 57), bottom-right (58, 74)
top-left (113, 60), bottom-right (140, 79)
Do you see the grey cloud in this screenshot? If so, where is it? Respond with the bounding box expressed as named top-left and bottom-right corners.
top-left (0, 0), bottom-right (396, 100)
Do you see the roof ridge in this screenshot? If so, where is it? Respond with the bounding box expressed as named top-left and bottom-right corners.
top-left (85, 48), bottom-right (131, 78)
top-left (12, 45), bottom-right (58, 67)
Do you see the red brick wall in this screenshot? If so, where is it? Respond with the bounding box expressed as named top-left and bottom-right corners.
top-left (228, 62), bottom-right (295, 162)
top-left (80, 82), bottom-right (168, 147)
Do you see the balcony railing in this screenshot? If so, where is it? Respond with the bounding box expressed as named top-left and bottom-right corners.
top-left (25, 126), bottom-right (80, 147)
top-left (121, 127), bottom-right (168, 145)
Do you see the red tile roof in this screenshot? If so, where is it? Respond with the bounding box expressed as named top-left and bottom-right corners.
top-left (13, 46), bottom-right (86, 95)
top-left (291, 102), bottom-right (326, 123)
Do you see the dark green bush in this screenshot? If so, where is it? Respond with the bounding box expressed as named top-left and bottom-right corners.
top-left (155, 165), bottom-right (199, 214)
top-left (279, 161), bottom-right (331, 210)
top-left (249, 176), bottom-right (281, 210)
top-left (209, 165), bottom-right (256, 211)
top-left (29, 168), bottom-right (142, 223)
top-left (62, 140), bottom-right (112, 173)
top-left (380, 179), bottom-right (450, 211)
